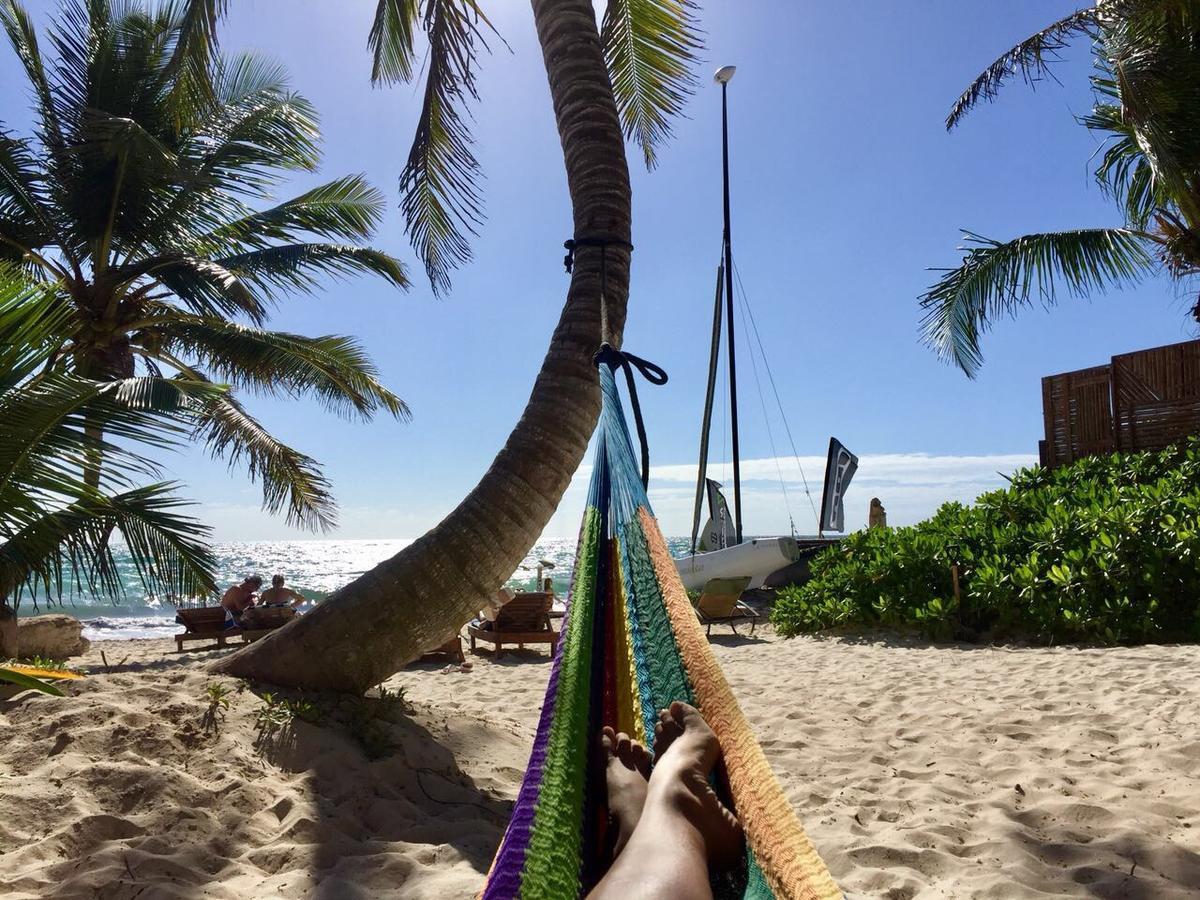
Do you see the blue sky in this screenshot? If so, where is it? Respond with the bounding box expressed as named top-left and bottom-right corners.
top-left (3, 2), bottom-right (1195, 541)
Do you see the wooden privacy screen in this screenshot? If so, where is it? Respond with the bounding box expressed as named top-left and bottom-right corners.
top-left (1039, 339), bottom-right (1200, 468)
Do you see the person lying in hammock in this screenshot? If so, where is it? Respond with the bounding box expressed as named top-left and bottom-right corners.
top-left (589, 701), bottom-right (743, 900)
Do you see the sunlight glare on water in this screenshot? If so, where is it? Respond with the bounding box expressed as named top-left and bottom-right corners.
top-left (24, 536), bottom-right (692, 641)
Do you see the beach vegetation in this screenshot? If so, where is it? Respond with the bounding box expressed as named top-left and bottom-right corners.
top-left (773, 440), bottom-right (1200, 645)
top-left (0, 663), bottom-right (65, 695)
top-left (0, 0), bottom-right (409, 533)
top-left (203, 680), bottom-right (231, 710)
top-left (922, 1), bottom-right (1200, 376)
top-left (16, 655), bottom-right (68, 671)
top-left (345, 699), bottom-right (396, 761)
top-left (375, 684), bottom-right (408, 718)
top-left (201, 680), bottom-right (231, 731)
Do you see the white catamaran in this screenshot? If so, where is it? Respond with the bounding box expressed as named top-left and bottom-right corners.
top-left (674, 65), bottom-right (855, 593)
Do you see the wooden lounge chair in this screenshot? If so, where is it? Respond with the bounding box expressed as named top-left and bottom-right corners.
top-left (174, 606), bottom-right (295, 651)
top-left (467, 592), bottom-right (558, 659)
top-left (174, 607), bottom-right (240, 651)
top-left (693, 576), bottom-right (758, 636)
top-left (239, 606), bottom-right (296, 642)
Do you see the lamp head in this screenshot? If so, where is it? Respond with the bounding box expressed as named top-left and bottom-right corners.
top-left (714, 65), bottom-right (736, 85)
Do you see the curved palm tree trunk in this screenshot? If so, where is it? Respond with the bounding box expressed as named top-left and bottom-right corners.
top-left (213, 0), bottom-right (631, 692)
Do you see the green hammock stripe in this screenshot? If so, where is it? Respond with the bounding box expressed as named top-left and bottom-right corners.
top-left (620, 516), bottom-right (694, 736)
top-left (744, 848), bottom-right (775, 900)
top-left (518, 506), bottom-right (601, 897)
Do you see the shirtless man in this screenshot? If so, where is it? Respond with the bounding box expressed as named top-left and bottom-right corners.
top-left (258, 574), bottom-right (306, 608)
top-left (220, 575), bottom-right (262, 624)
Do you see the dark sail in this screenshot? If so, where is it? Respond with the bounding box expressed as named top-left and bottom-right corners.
top-left (699, 479), bottom-right (736, 551)
top-left (819, 437), bottom-right (859, 533)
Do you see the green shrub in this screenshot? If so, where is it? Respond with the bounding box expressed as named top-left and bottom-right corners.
top-left (772, 439), bottom-right (1200, 645)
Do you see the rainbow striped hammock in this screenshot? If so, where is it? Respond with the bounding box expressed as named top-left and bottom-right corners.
top-left (481, 360), bottom-right (840, 900)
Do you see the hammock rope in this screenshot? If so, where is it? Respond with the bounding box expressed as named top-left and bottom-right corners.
top-left (481, 357), bottom-right (840, 900)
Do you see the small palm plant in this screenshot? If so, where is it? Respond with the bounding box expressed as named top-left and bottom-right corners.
top-left (0, 268), bottom-right (220, 609)
top-left (921, 0), bottom-right (1200, 377)
top-left (0, 0), bottom-right (409, 528)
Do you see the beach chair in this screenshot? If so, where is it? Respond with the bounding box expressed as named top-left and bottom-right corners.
top-left (174, 607), bottom-right (240, 651)
top-left (693, 576), bottom-right (758, 636)
top-left (238, 606), bottom-right (296, 642)
top-left (174, 606), bottom-right (296, 651)
top-left (467, 592), bottom-right (558, 659)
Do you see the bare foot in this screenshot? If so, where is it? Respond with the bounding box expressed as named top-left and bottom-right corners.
top-left (600, 726), bottom-right (652, 857)
top-left (651, 701), bottom-right (743, 870)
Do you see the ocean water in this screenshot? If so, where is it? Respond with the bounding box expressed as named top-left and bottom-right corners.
top-left (18, 537), bottom-right (691, 642)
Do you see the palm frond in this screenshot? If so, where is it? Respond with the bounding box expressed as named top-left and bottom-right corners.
top-left (946, 7), bottom-right (1099, 130)
top-left (400, 1), bottom-right (496, 294)
top-left (0, 0), bottom-right (66, 151)
top-left (192, 390), bottom-right (336, 531)
top-left (128, 254), bottom-right (267, 322)
top-left (0, 267), bottom-right (70, 385)
top-left (1082, 99), bottom-right (1168, 230)
top-left (369, 0), bottom-right (420, 84)
top-left (215, 242), bottom-right (408, 301)
top-left (162, 0), bottom-right (229, 116)
top-left (0, 666), bottom-right (66, 694)
top-left (0, 482), bottom-right (216, 604)
top-left (0, 129), bottom-right (56, 251)
top-left (1099, 0), bottom-right (1200, 227)
top-left (602, 0), bottom-right (702, 170)
top-left (0, 372), bottom-right (223, 510)
top-left (919, 228), bottom-right (1153, 377)
top-left (203, 176), bottom-right (389, 251)
top-left (140, 312), bottom-right (410, 420)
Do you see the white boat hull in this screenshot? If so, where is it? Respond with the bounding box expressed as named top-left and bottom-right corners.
top-left (674, 537), bottom-right (801, 592)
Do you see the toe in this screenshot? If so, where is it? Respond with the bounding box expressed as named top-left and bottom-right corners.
top-left (600, 726), bottom-right (617, 756)
top-left (630, 742), bottom-right (651, 778)
top-left (670, 700), bottom-right (703, 729)
top-left (615, 732), bottom-right (632, 759)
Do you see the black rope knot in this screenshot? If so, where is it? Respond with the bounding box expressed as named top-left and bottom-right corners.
top-left (563, 236), bottom-right (633, 274)
top-left (594, 342), bottom-right (667, 488)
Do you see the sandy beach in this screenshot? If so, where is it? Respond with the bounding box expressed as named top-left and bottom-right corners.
top-left (2, 629), bottom-right (1199, 899)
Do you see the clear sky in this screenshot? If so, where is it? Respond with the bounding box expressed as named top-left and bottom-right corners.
top-left (3, 2), bottom-right (1194, 541)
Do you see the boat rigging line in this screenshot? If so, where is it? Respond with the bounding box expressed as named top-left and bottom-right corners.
top-left (732, 260), bottom-right (821, 532)
top-left (735, 280), bottom-right (798, 538)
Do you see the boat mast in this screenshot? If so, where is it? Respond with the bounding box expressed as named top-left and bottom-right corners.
top-left (717, 65), bottom-right (743, 545)
top-left (690, 263), bottom-right (725, 555)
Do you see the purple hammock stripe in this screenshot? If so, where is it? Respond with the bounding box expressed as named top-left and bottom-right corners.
top-left (481, 507), bottom-right (594, 898)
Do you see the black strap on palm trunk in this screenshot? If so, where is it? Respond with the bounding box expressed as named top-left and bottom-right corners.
top-left (594, 343), bottom-right (667, 489)
top-left (564, 234), bottom-right (662, 488)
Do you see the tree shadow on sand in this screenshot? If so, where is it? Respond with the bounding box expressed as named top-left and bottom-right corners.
top-left (237, 683), bottom-right (512, 885)
top-left (1005, 813), bottom-right (1200, 898)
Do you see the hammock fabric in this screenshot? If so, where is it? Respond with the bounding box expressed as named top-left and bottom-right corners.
top-left (482, 361), bottom-right (840, 900)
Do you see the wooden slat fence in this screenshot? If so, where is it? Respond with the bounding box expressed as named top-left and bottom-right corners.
top-left (1040, 339), bottom-right (1200, 468)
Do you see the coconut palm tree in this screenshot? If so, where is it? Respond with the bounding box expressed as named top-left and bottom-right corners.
top-left (920, 0), bottom-right (1200, 377)
top-left (0, 265), bottom-right (220, 657)
top-left (213, 0), bottom-right (702, 691)
top-left (0, 0), bottom-right (409, 530)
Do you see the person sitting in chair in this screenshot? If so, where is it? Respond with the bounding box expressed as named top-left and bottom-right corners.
top-left (220, 575), bottom-right (262, 627)
top-left (474, 586), bottom-right (516, 631)
top-left (259, 574), bottom-right (307, 608)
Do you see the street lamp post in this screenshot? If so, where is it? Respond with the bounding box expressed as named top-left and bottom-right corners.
top-left (715, 64), bottom-right (743, 545)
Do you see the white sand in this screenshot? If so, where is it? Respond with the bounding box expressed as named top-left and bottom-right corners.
top-left (2, 629), bottom-right (1198, 898)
